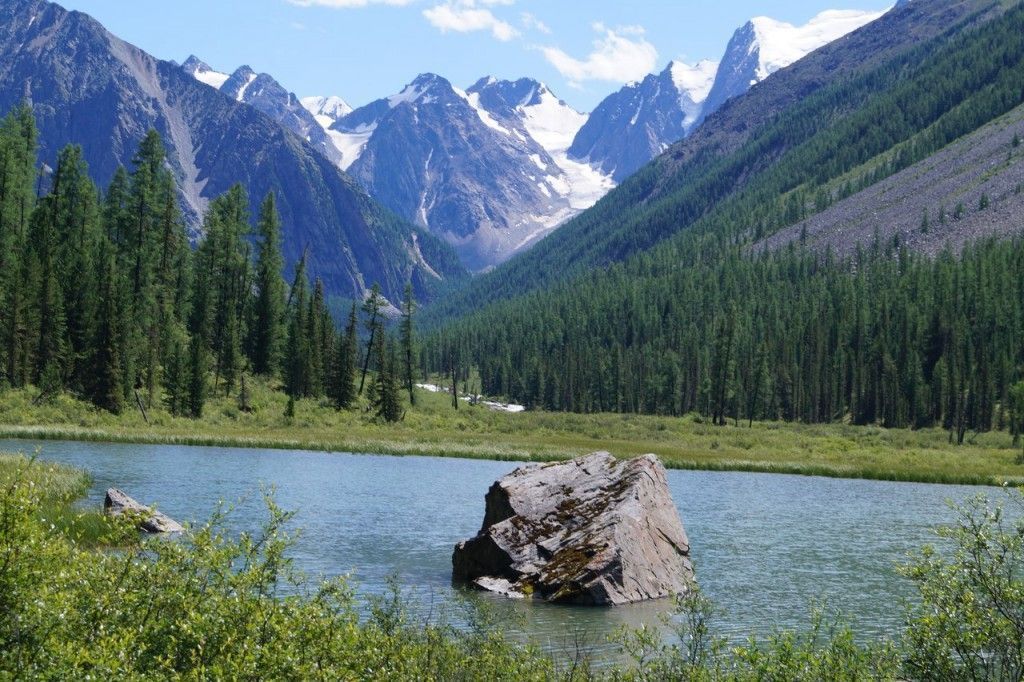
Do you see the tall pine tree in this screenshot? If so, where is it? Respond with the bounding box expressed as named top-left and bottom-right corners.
top-left (400, 283), bottom-right (417, 405)
top-left (251, 192), bottom-right (285, 377)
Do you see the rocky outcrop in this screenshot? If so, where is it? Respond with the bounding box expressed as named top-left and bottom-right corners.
top-left (453, 452), bottom-right (693, 605)
top-left (568, 61), bottom-right (717, 183)
top-left (104, 488), bottom-right (184, 534)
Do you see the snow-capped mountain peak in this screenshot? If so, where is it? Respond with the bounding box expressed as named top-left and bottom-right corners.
top-left (180, 59), bottom-right (343, 167)
top-left (746, 9), bottom-right (887, 81)
top-left (699, 7), bottom-right (885, 128)
top-left (468, 77), bottom-right (549, 110)
top-left (387, 73), bottom-right (450, 107)
top-left (567, 59), bottom-right (715, 182)
top-left (668, 59), bottom-right (718, 105)
top-left (182, 55), bottom-right (230, 90)
top-left (301, 95), bottom-right (353, 124)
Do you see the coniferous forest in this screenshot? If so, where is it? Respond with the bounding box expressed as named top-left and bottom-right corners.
top-left (426, 238), bottom-right (1024, 440)
top-left (0, 104), bottom-right (410, 423)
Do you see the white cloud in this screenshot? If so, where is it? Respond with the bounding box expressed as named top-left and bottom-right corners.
top-left (423, 0), bottom-right (519, 42)
top-left (540, 24), bottom-right (657, 86)
top-left (287, 0), bottom-right (413, 7)
top-left (520, 11), bottom-right (550, 35)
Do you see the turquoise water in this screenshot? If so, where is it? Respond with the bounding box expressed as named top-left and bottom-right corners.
top-left (2, 438), bottom-right (996, 658)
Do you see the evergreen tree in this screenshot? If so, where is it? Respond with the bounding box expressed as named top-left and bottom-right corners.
top-left (330, 304), bottom-right (358, 410)
top-left (400, 283), bottom-right (417, 405)
top-left (45, 145), bottom-right (102, 394)
top-left (375, 337), bottom-right (403, 423)
top-left (27, 203), bottom-right (68, 390)
top-left (0, 103), bottom-right (37, 387)
top-left (1010, 381), bottom-right (1024, 459)
top-left (162, 338), bottom-right (187, 417)
top-left (186, 333), bottom-right (207, 419)
top-left (89, 247), bottom-right (125, 414)
top-left (199, 185), bottom-right (250, 395)
top-left (358, 284), bottom-right (385, 395)
top-left (251, 193), bottom-right (285, 376)
top-left (284, 257), bottom-right (310, 400)
top-left (306, 279), bottom-right (332, 397)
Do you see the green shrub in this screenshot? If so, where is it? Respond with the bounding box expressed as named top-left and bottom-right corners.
top-left (901, 492), bottom-right (1024, 681)
top-left (0, 473), bottom-right (559, 680)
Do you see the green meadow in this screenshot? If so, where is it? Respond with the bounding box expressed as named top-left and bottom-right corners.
top-left (1, 378), bottom-right (1021, 486)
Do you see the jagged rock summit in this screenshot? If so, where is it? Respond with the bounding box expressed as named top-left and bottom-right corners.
top-left (453, 452), bottom-right (693, 605)
top-left (104, 488), bottom-right (184, 534)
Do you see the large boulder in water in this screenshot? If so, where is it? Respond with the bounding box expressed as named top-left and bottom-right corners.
top-left (104, 488), bottom-right (184, 534)
top-left (452, 452), bottom-right (693, 605)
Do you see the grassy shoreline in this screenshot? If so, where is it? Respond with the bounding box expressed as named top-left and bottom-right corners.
top-left (0, 423), bottom-right (1020, 487)
top-left (0, 453), bottom-right (130, 546)
top-left (1, 382), bottom-right (1022, 487)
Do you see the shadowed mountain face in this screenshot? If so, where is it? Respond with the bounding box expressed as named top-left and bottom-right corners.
top-left (568, 61), bottom-right (718, 183)
top-left (181, 56), bottom-right (345, 169)
top-left (0, 0), bottom-right (464, 302)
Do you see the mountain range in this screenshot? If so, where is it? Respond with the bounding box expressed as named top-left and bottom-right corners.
top-left (181, 7), bottom-right (885, 269)
top-left (0, 0), bottom-right (463, 305)
top-left (3, 0), bottom-right (981, 297)
top-left (570, 8), bottom-right (886, 183)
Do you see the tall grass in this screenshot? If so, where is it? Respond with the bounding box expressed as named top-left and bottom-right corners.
top-left (0, 453), bottom-right (129, 547)
top-left (1, 379), bottom-right (1022, 486)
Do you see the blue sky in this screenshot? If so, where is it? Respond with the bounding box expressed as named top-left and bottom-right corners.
top-left (56, 0), bottom-right (892, 111)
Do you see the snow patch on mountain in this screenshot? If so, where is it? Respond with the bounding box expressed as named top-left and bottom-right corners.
top-left (669, 59), bottom-right (718, 128)
top-left (520, 87), bottom-right (587, 154)
top-left (670, 59), bottom-right (718, 101)
top-left (517, 87), bottom-right (613, 211)
top-left (182, 56), bottom-right (229, 90)
top-left (388, 79), bottom-right (433, 107)
top-left (327, 125), bottom-right (376, 171)
top-left (235, 72), bottom-right (258, 102)
top-left (461, 90), bottom-right (515, 137)
top-left (301, 95), bottom-right (353, 128)
top-left (194, 68), bottom-right (229, 90)
top-left (748, 9), bottom-right (887, 80)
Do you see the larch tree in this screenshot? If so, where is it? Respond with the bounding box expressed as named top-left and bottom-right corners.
top-left (400, 283), bottom-right (417, 405)
top-left (251, 192), bottom-right (285, 377)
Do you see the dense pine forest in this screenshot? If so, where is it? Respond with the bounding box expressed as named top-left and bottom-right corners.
top-left (426, 238), bottom-right (1024, 440)
top-left (0, 105), bottom-right (411, 423)
top-left (424, 3), bottom-right (1024, 441)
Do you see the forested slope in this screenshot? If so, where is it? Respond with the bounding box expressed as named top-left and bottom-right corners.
top-left (428, 0), bottom-right (1004, 321)
top-left (424, 2), bottom-right (1024, 436)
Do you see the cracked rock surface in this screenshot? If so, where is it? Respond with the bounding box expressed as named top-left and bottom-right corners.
top-left (453, 452), bottom-right (693, 605)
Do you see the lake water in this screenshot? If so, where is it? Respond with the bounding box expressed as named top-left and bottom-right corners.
top-left (1, 438), bottom-right (998, 659)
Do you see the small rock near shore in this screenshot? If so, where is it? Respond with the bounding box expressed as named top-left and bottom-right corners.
top-left (453, 452), bottom-right (693, 605)
top-left (104, 488), bottom-right (184, 534)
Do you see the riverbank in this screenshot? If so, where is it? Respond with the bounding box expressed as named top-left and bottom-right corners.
top-left (0, 453), bottom-right (127, 546)
top-left (0, 382), bottom-right (1021, 486)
